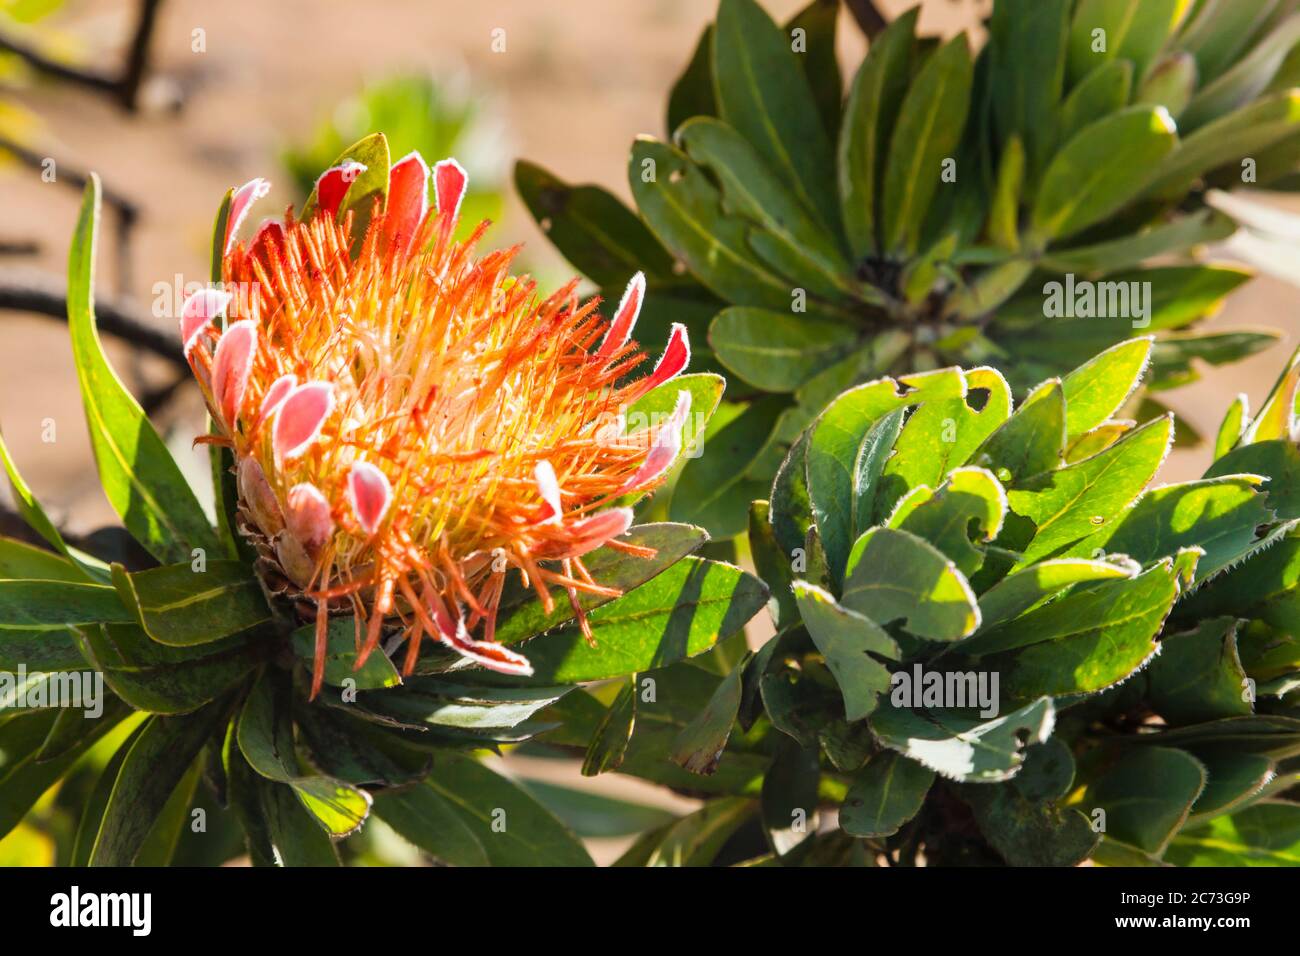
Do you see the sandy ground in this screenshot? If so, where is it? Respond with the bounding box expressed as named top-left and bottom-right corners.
top-left (2, 0), bottom-right (1299, 863)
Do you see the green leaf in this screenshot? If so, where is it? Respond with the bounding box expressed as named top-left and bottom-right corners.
top-left (667, 25), bottom-right (717, 134)
top-left (1070, 475), bottom-right (1271, 581)
top-left (0, 538), bottom-right (92, 588)
top-left (1008, 414), bottom-right (1173, 565)
top-left (881, 369), bottom-right (1013, 500)
top-left (1208, 440), bottom-right (1300, 520)
top-left (79, 622), bottom-right (260, 716)
top-left (842, 527), bottom-right (981, 641)
top-left (1177, 0), bottom-right (1277, 85)
top-left (1167, 802), bottom-right (1300, 866)
top-left (670, 656), bottom-right (747, 774)
top-left (970, 379), bottom-right (1067, 485)
top-left (961, 782), bottom-right (1100, 866)
top-left (630, 137), bottom-right (793, 309)
top-left (1189, 752), bottom-right (1276, 821)
top-left (785, 0), bottom-right (842, 136)
top-left (807, 368), bottom-right (966, 581)
top-left (0, 579), bottom-right (130, 628)
top-left (290, 617), bottom-right (401, 690)
top-left (749, 500), bottom-right (798, 630)
top-left (1177, 533), bottom-right (1300, 630)
top-left (1147, 90), bottom-right (1300, 198)
top-left (671, 397), bottom-right (786, 537)
top-left (887, 467), bottom-right (1008, 577)
top-left (1181, 14), bottom-right (1300, 130)
top-left (1138, 51), bottom-right (1198, 117)
top-left (1068, 0), bottom-right (1192, 86)
top-left (111, 560), bottom-right (269, 647)
top-left (582, 675), bottom-right (637, 776)
top-left (1061, 337), bottom-right (1152, 439)
top-left (852, 406), bottom-right (908, 539)
top-left (1030, 107), bottom-right (1178, 245)
top-left (496, 523), bottom-right (709, 645)
top-left (712, 0), bottom-right (840, 234)
top-left (793, 582), bottom-right (897, 722)
top-left (678, 118), bottom-right (854, 299)
top-left (237, 671), bottom-right (371, 837)
top-left (840, 751), bottom-right (934, 838)
top-left (1149, 617), bottom-right (1253, 724)
top-left (646, 796), bottom-right (755, 867)
top-left (0, 626), bottom-right (86, 673)
top-left (869, 696), bottom-right (1055, 783)
top-left (1057, 59), bottom-right (1134, 147)
top-left (1215, 393), bottom-right (1249, 460)
top-left (0, 432), bottom-right (106, 581)
top-left (300, 132), bottom-right (390, 221)
top-left (982, 559), bottom-right (1178, 686)
top-left (259, 780), bottom-right (341, 867)
top-left (423, 752), bottom-right (594, 866)
top-left (709, 307), bottom-right (858, 392)
top-left (988, 135), bottom-right (1026, 251)
top-left (838, 7), bottom-right (918, 257)
top-left (1041, 208), bottom-right (1235, 274)
top-left (882, 35), bottom-right (974, 254)
top-left (373, 783), bottom-right (488, 867)
top-left (88, 702), bottom-right (226, 865)
top-left (989, 0), bottom-right (1072, 183)
top-left (357, 678), bottom-right (569, 731)
top-left (974, 558), bottom-right (1136, 634)
top-left (771, 426), bottom-right (814, 556)
top-left (67, 177), bottom-right (220, 564)
top-left (499, 557), bottom-right (766, 684)
top-left (1086, 746), bottom-right (1206, 855)
top-left (515, 160), bottom-right (676, 287)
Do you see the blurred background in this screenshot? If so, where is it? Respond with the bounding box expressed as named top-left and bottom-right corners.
top-left (1, 0), bottom-right (1298, 864)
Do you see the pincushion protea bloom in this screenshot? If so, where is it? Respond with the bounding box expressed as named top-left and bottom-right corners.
top-left (179, 152), bottom-right (692, 698)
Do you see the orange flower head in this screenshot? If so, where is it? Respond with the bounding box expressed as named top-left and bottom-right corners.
top-left (179, 152), bottom-right (692, 697)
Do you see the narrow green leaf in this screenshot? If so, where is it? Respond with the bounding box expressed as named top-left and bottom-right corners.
top-left (290, 617), bottom-right (401, 690)
top-left (630, 137), bottom-right (794, 310)
top-left (882, 35), bottom-right (974, 254)
top-left (1068, 0), bottom-right (1193, 86)
top-left (259, 780), bottom-right (341, 867)
top-left (713, 0), bottom-right (840, 233)
top-left (670, 655), bottom-right (747, 774)
top-left (0, 579), bottom-right (130, 628)
top-left (1008, 414), bottom-right (1172, 565)
top-left (89, 703), bottom-right (225, 865)
top-left (1057, 59), bottom-right (1134, 146)
top-left (111, 560), bottom-right (269, 647)
top-left (838, 7), bottom-right (918, 257)
top-left (516, 160), bottom-right (676, 287)
top-left (373, 783), bottom-right (488, 867)
top-left (667, 25), bottom-right (717, 134)
top-left (582, 676), bottom-right (637, 777)
top-left (974, 557), bottom-right (1136, 634)
top-left (424, 752), bottom-right (594, 866)
top-left (67, 177), bottom-right (220, 563)
top-left (237, 671), bottom-right (372, 837)
top-left (1030, 107), bottom-right (1178, 245)
top-left (989, 0), bottom-right (1072, 183)
top-left (1166, 802), bottom-right (1300, 866)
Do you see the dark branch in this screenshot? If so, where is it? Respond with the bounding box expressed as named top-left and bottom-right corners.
top-left (844, 0), bottom-right (889, 39)
top-left (0, 268), bottom-right (187, 371)
top-left (0, 0), bottom-right (167, 111)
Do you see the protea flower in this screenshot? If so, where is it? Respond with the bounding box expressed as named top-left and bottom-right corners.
top-left (178, 152), bottom-right (692, 698)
